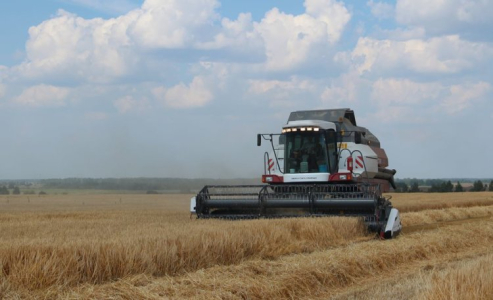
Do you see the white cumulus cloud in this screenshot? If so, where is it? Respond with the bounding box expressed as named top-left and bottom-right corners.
top-left (201, 0), bottom-right (351, 70)
top-left (366, 106), bottom-right (415, 123)
top-left (248, 77), bottom-right (315, 94)
top-left (129, 0), bottom-right (219, 48)
top-left (373, 27), bottom-right (426, 41)
top-left (368, 78), bottom-right (491, 120)
top-left (0, 67), bottom-right (8, 99)
top-left (0, 84), bottom-right (5, 99)
top-left (255, 0), bottom-right (351, 71)
top-left (13, 84), bottom-right (70, 107)
top-left (367, 1), bottom-right (394, 20)
top-left (396, 0), bottom-right (493, 38)
top-left (371, 78), bottom-right (442, 105)
top-left (16, 10), bottom-right (135, 83)
top-left (153, 76), bottom-right (213, 109)
top-left (441, 81), bottom-right (491, 114)
top-left (11, 0), bottom-right (352, 86)
top-left (13, 0), bottom-right (220, 83)
top-left (343, 35), bottom-right (493, 76)
top-left (320, 72), bottom-right (364, 104)
top-left (248, 77), bottom-right (318, 107)
top-left (304, 0), bottom-right (351, 43)
top-left (196, 13), bottom-right (264, 61)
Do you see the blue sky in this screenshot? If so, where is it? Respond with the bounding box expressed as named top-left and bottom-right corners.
top-left (0, 0), bottom-right (492, 180)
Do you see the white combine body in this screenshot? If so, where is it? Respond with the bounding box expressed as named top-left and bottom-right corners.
top-left (191, 108), bottom-right (402, 239)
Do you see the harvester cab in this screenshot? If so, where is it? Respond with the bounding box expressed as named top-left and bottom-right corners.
top-left (260, 109), bottom-right (397, 190)
top-left (259, 120), bottom-right (339, 184)
top-left (191, 108), bottom-right (402, 239)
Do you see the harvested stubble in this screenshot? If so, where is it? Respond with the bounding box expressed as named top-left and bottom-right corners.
top-left (0, 211), bottom-right (367, 294)
top-left (64, 219), bottom-right (493, 300)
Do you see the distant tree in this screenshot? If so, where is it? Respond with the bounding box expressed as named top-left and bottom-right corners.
top-left (38, 191), bottom-right (47, 196)
top-left (0, 186), bottom-right (9, 195)
top-left (428, 180), bottom-right (453, 193)
top-left (427, 179), bottom-right (445, 189)
top-left (471, 180), bottom-right (484, 192)
top-left (395, 182), bottom-right (409, 193)
top-left (23, 190), bottom-right (36, 195)
top-left (12, 186), bottom-right (21, 195)
top-left (455, 182), bottom-right (464, 192)
top-left (146, 190), bottom-right (159, 194)
top-left (444, 181), bottom-right (454, 193)
top-left (490, 180), bottom-right (493, 192)
top-left (8, 183), bottom-right (15, 189)
top-left (410, 182), bottom-right (420, 193)
top-left (429, 183), bottom-right (439, 193)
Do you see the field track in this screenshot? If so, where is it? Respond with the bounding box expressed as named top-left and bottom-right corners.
top-left (403, 215), bottom-right (491, 234)
top-left (0, 192), bottom-right (493, 299)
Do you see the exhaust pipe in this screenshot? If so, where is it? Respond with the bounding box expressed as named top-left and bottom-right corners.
top-left (374, 168), bottom-right (397, 190)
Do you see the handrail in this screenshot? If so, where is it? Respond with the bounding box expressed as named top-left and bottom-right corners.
top-left (338, 148), bottom-right (371, 185)
top-left (351, 149), bottom-right (371, 184)
top-left (259, 134), bottom-right (285, 174)
top-left (264, 152), bottom-right (270, 175)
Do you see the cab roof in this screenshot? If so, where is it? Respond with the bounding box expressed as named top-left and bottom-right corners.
top-left (287, 108), bottom-right (356, 126)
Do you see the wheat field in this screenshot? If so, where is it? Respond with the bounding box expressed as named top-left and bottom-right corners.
top-left (1, 192), bottom-right (493, 299)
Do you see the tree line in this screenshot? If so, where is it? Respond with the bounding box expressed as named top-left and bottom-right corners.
top-left (1, 178), bottom-right (493, 194)
top-left (19, 178), bottom-right (259, 193)
top-left (0, 186), bottom-right (21, 195)
top-left (394, 180), bottom-right (493, 193)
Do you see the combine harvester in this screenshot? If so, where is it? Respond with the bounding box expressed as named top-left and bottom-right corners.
top-left (191, 108), bottom-right (402, 239)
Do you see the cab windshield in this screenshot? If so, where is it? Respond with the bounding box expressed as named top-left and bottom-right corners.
top-left (285, 132), bottom-right (329, 173)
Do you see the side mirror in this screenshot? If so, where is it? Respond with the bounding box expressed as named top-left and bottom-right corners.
top-left (278, 134), bottom-right (285, 145)
top-left (355, 132), bottom-right (362, 144)
top-left (257, 134), bottom-right (261, 146)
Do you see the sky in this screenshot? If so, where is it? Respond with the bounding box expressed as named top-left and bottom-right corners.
top-left (0, 0), bottom-right (492, 180)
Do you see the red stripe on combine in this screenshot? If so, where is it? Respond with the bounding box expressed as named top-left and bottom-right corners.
top-left (356, 156), bottom-right (364, 168)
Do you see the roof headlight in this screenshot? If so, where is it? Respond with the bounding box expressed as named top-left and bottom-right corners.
top-left (314, 127), bottom-right (320, 132)
top-left (300, 127), bottom-right (306, 131)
